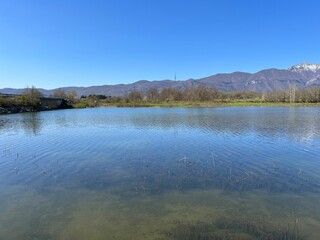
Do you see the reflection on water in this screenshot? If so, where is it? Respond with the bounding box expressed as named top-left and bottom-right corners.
top-left (21, 112), bottom-right (43, 135)
top-left (0, 107), bottom-right (320, 239)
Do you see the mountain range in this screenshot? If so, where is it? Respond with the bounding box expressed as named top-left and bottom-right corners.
top-left (1, 63), bottom-right (320, 97)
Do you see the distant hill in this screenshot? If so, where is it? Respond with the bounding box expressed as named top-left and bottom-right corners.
top-left (1, 63), bottom-right (320, 97)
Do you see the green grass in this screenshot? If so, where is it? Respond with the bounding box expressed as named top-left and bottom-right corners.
top-left (73, 102), bottom-right (87, 108)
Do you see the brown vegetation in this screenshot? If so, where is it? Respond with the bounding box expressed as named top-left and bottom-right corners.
top-left (101, 85), bottom-right (320, 106)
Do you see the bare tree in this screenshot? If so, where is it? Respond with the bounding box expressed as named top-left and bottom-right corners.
top-left (146, 88), bottom-right (160, 103)
top-left (127, 90), bottom-right (142, 103)
top-left (289, 84), bottom-right (296, 103)
top-left (21, 86), bottom-right (43, 108)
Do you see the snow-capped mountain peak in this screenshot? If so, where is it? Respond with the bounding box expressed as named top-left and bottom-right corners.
top-left (288, 62), bottom-right (320, 72)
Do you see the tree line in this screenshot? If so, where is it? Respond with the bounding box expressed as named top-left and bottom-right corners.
top-left (2, 85), bottom-right (320, 110)
top-left (105, 85), bottom-right (320, 104)
top-left (105, 86), bottom-right (260, 104)
top-left (263, 85), bottom-right (320, 103)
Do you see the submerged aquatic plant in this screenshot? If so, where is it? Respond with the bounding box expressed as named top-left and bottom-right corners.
top-left (128, 155), bottom-right (320, 195)
top-left (164, 217), bottom-right (302, 240)
top-left (48, 153), bottom-right (320, 197)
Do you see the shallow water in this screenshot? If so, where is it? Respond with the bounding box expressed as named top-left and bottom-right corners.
top-left (0, 107), bottom-right (320, 239)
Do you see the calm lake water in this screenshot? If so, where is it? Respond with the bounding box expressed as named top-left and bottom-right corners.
top-left (1, 107), bottom-right (320, 239)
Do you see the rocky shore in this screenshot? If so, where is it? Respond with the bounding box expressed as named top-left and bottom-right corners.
top-left (0, 103), bottom-right (73, 114)
top-left (0, 106), bottom-right (48, 114)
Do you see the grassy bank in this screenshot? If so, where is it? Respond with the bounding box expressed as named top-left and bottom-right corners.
top-left (100, 100), bottom-right (320, 108)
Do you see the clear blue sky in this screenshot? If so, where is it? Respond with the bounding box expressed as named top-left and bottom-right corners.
top-left (1, 0), bottom-right (320, 89)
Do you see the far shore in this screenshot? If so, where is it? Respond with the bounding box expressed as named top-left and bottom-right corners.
top-left (99, 101), bottom-right (320, 108)
top-left (2, 100), bottom-right (320, 115)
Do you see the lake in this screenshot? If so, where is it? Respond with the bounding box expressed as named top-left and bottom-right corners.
top-left (1, 107), bottom-right (320, 239)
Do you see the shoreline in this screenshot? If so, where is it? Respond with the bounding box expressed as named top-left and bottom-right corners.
top-left (1, 101), bottom-right (320, 114)
top-left (100, 101), bottom-right (320, 108)
top-left (0, 106), bottom-right (43, 114)
top-left (0, 105), bottom-right (72, 115)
